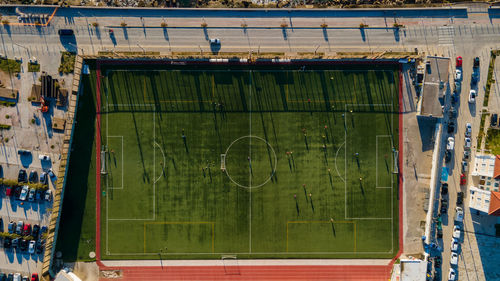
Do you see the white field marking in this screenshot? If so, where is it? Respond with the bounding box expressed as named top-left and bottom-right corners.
top-left (376, 135), bottom-right (393, 189)
top-left (154, 141), bottom-right (166, 184)
top-left (335, 141), bottom-right (346, 183)
top-left (344, 103), bottom-right (395, 230)
top-left (224, 136), bottom-right (277, 189)
top-left (249, 70), bottom-right (252, 254)
top-left (107, 136), bottom-right (124, 190)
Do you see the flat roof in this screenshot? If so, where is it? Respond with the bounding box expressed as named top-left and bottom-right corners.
top-left (419, 56), bottom-right (450, 118)
top-left (469, 186), bottom-right (491, 213)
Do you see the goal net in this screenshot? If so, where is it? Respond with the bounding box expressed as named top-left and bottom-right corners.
top-left (221, 255), bottom-right (240, 275)
top-left (220, 154), bottom-right (226, 172)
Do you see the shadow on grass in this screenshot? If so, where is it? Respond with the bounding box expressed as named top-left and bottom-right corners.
top-left (55, 73), bottom-right (97, 262)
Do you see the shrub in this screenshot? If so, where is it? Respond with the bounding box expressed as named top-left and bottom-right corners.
top-left (31, 118), bottom-right (35, 124)
top-left (359, 23), bottom-right (369, 28)
top-left (201, 22), bottom-right (208, 28)
top-left (5, 114), bottom-right (9, 119)
top-left (161, 22), bottom-right (168, 28)
top-left (120, 22), bottom-right (127, 27)
top-left (280, 22), bottom-right (288, 28)
top-left (1, 19), bottom-right (9, 25)
top-left (0, 124), bottom-right (11, 130)
top-left (92, 22), bottom-right (98, 27)
top-left (3, 137), bottom-right (8, 143)
top-left (320, 23), bottom-right (328, 28)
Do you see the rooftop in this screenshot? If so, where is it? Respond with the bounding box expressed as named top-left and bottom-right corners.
top-left (469, 186), bottom-right (491, 213)
top-left (489, 191), bottom-right (500, 216)
top-left (471, 153), bottom-right (497, 178)
top-left (418, 56), bottom-right (450, 118)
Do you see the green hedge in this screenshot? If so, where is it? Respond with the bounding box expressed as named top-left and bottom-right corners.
top-left (0, 58), bottom-right (21, 73)
top-left (58, 52), bottom-right (76, 74)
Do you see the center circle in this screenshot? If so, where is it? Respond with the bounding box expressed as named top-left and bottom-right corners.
top-left (224, 136), bottom-right (277, 189)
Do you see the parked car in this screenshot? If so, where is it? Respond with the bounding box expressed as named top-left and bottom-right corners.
top-left (461, 161), bottom-right (469, 173)
top-left (13, 273), bottom-right (21, 281)
top-left (5, 186), bottom-right (13, 196)
top-left (12, 238), bottom-right (20, 249)
top-left (460, 174), bottom-right (467, 185)
top-left (434, 256), bottom-right (442, 268)
top-left (454, 81), bottom-right (461, 93)
top-left (491, 113), bottom-right (498, 127)
top-left (209, 38), bottom-right (220, 44)
top-left (22, 223), bottom-right (31, 236)
top-left (447, 121), bottom-right (455, 134)
top-left (437, 227), bottom-right (443, 238)
top-left (456, 56), bottom-right (462, 68)
top-left (32, 224), bottom-right (40, 239)
top-left (448, 107), bottom-right (457, 119)
top-left (8, 221), bottom-right (15, 233)
top-left (447, 137), bottom-right (455, 151)
top-left (28, 240), bottom-right (36, 254)
top-left (0, 273), bottom-right (6, 281)
top-left (441, 183), bottom-right (449, 195)
top-left (19, 186), bottom-right (29, 201)
top-left (463, 150), bottom-right (470, 161)
top-left (18, 170), bottom-right (27, 183)
top-left (35, 240), bottom-right (44, 254)
top-left (47, 169), bottom-right (55, 178)
top-left (4, 237), bottom-right (12, 248)
top-left (22, 276), bottom-right (28, 281)
top-left (39, 172), bottom-right (47, 185)
top-left (35, 189), bottom-right (42, 201)
top-left (15, 221), bottom-right (23, 235)
top-left (455, 69), bottom-right (462, 81)
top-left (464, 137), bottom-right (472, 150)
top-left (440, 199), bottom-right (448, 214)
top-left (31, 273), bottom-right (38, 281)
top-left (455, 207), bottom-right (464, 223)
top-left (44, 189), bottom-right (52, 201)
top-left (448, 268), bottom-right (456, 280)
top-left (28, 188), bottom-right (35, 202)
top-left (38, 154), bottom-right (50, 161)
top-left (445, 150), bottom-right (452, 163)
top-left (20, 239), bottom-right (28, 251)
top-left (457, 192), bottom-right (464, 205)
top-left (465, 123), bottom-right (472, 137)
top-left (474, 56), bottom-right (480, 68)
top-left (8, 273), bottom-right (14, 281)
top-left (28, 170), bottom-right (38, 183)
top-left (469, 90), bottom-right (476, 103)
top-left (453, 225), bottom-right (461, 239)
top-left (57, 29), bottom-right (74, 36)
top-left (450, 252), bottom-right (459, 265)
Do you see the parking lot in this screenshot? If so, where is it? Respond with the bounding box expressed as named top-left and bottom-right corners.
top-left (0, 49), bottom-right (71, 278)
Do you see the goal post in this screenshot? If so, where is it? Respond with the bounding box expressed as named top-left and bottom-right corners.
top-left (220, 154), bottom-right (226, 172)
top-left (221, 255), bottom-right (240, 275)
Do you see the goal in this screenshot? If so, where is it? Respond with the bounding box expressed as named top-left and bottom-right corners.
top-left (221, 255), bottom-right (240, 275)
top-left (220, 154), bottom-right (226, 172)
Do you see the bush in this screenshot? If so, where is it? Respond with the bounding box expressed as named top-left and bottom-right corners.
top-left (58, 52), bottom-right (77, 74)
top-left (5, 114), bottom-right (9, 119)
top-left (0, 58), bottom-right (22, 73)
top-left (201, 22), bottom-right (208, 27)
top-left (0, 124), bottom-right (11, 130)
top-left (1, 179), bottom-right (18, 187)
top-left (120, 22), bottom-right (127, 27)
top-left (1, 19), bottom-right (9, 25)
top-left (280, 22), bottom-right (288, 28)
top-left (359, 23), bottom-right (369, 28)
top-left (92, 22), bottom-right (98, 27)
top-left (31, 119), bottom-right (35, 124)
top-left (28, 62), bottom-right (40, 72)
top-left (320, 23), bottom-right (328, 28)
top-left (161, 22), bottom-right (168, 28)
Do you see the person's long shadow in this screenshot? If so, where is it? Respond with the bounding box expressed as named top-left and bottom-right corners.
top-left (360, 28), bottom-right (366, 42)
top-left (163, 27), bottom-right (169, 41)
top-left (282, 27), bottom-right (288, 41)
top-left (322, 27), bottom-right (328, 42)
top-left (393, 28), bottom-right (400, 42)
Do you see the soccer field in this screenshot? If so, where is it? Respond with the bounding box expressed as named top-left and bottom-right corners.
top-left (97, 63), bottom-right (400, 260)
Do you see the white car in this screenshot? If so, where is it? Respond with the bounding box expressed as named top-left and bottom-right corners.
top-left (13, 273), bottom-right (21, 281)
top-left (465, 123), bottom-right (472, 137)
top-left (447, 137), bottom-right (455, 151)
top-left (38, 154), bottom-right (50, 161)
top-left (453, 225), bottom-right (461, 239)
top-left (448, 268), bottom-right (456, 281)
top-left (450, 252), bottom-right (459, 265)
top-left (19, 185), bottom-right (29, 201)
top-left (464, 137), bottom-right (472, 150)
top-left (209, 38), bottom-right (220, 44)
top-left (28, 240), bottom-right (36, 254)
top-left (455, 69), bottom-right (462, 80)
top-left (455, 207), bottom-right (464, 223)
top-left (44, 189), bottom-right (52, 201)
top-left (451, 238), bottom-right (459, 251)
top-left (469, 90), bottom-right (476, 103)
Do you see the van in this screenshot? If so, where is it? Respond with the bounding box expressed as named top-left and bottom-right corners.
top-left (58, 29), bottom-right (74, 36)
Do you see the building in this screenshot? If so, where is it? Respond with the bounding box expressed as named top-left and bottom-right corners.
top-left (489, 191), bottom-right (500, 216)
top-left (469, 186), bottom-right (491, 213)
top-left (471, 154), bottom-right (500, 192)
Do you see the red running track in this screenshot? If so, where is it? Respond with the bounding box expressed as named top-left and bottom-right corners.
top-left (96, 61), bottom-right (103, 264)
top-left (100, 265), bottom-right (391, 281)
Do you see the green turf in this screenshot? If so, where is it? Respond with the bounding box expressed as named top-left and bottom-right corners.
top-left (97, 65), bottom-right (400, 260)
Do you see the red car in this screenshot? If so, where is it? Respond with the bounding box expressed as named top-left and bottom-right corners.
top-left (460, 173), bottom-right (466, 185)
top-left (5, 187), bottom-right (12, 196)
top-left (23, 223), bottom-right (31, 236)
top-left (31, 273), bottom-right (38, 281)
top-left (456, 56), bottom-right (463, 68)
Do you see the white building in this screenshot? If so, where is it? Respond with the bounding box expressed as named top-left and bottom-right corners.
top-left (469, 186), bottom-right (491, 213)
top-left (471, 154), bottom-right (500, 192)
